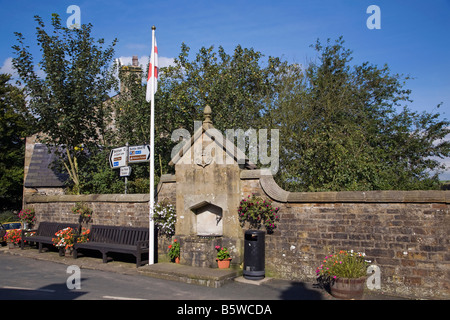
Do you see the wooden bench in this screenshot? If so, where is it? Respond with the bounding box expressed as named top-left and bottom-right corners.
top-left (21, 222), bottom-right (79, 252)
top-left (73, 225), bottom-right (149, 267)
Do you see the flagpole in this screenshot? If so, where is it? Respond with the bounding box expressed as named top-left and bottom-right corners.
top-left (149, 25), bottom-right (156, 265)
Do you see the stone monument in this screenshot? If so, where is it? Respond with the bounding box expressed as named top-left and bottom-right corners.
top-left (169, 105), bottom-right (255, 268)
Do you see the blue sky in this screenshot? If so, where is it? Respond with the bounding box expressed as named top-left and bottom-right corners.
top-left (1, 0), bottom-right (449, 178)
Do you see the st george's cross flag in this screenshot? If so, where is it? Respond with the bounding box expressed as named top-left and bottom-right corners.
top-left (146, 38), bottom-right (158, 102)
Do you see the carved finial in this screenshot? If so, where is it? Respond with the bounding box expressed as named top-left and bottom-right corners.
top-left (203, 105), bottom-right (212, 126)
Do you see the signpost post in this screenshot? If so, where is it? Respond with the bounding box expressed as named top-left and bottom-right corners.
top-left (109, 145), bottom-right (130, 193)
top-left (120, 166), bottom-right (132, 194)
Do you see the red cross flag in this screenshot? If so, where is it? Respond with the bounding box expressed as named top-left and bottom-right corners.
top-left (146, 34), bottom-right (158, 102)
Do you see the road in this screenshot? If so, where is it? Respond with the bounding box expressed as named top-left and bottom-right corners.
top-left (0, 254), bottom-right (325, 300)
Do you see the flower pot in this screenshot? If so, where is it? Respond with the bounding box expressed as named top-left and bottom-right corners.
top-left (8, 243), bottom-right (18, 249)
top-left (330, 276), bottom-right (366, 300)
top-left (216, 258), bottom-right (231, 269)
top-left (175, 257), bottom-right (180, 264)
top-left (65, 248), bottom-right (73, 257)
top-left (59, 247), bottom-right (73, 257)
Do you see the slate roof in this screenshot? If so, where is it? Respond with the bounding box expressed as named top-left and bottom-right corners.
top-left (24, 143), bottom-right (68, 188)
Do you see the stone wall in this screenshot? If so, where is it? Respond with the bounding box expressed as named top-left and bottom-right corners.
top-left (24, 194), bottom-right (150, 227)
top-left (22, 193), bottom-right (171, 259)
top-left (241, 171), bottom-right (450, 299)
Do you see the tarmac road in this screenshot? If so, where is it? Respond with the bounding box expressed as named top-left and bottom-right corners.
top-left (0, 247), bottom-right (409, 303)
top-left (0, 254), bottom-right (327, 300)
top-left (0, 254), bottom-right (422, 320)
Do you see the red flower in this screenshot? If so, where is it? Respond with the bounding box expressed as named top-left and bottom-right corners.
top-left (168, 245), bottom-right (172, 249)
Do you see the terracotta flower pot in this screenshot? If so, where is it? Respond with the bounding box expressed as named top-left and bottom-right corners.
top-left (330, 276), bottom-right (366, 300)
top-left (175, 257), bottom-right (180, 264)
top-left (216, 258), bottom-right (231, 269)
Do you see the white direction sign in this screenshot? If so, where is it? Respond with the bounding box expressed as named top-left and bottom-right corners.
top-left (109, 146), bottom-right (128, 169)
top-left (120, 166), bottom-right (132, 177)
top-left (129, 145), bottom-right (151, 163)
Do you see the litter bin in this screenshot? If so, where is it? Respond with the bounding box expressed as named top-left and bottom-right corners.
top-left (243, 230), bottom-right (265, 280)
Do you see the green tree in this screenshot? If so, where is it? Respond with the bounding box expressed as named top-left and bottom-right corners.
top-left (272, 37), bottom-right (450, 191)
top-left (154, 43), bottom-right (289, 173)
top-left (158, 43), bottom-right (288, 133)
top-left (12, 14), bottom-right (118, 194)
top-left (0, 74), bottom-right (34, 210)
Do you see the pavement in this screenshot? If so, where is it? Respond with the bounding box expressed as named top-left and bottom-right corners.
top-left (0, 244), bottom-right (410, 300)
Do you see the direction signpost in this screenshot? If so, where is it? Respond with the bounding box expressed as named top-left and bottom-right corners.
top-left (109, 145), bottom-right (151, 194)
top-left (129, 145), bottom-right (151, 163)
top-left (120, 166), bottom-right (132, 177)
top-left (120, 166), bottom-right (132, 194)
top-left (109, 146), bottom-right (128, 169)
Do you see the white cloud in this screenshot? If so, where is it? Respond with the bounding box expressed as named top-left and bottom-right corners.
top-left (116, 55), bottom-right (175, 70)
top-left (0, 57), bottom-right (18, 77)
top-left (431, 130), bottom-right (450, 181)
top-left (1, 57), bottom-right (47, 82)
top-left (159, 56), bottom-right (176, 69)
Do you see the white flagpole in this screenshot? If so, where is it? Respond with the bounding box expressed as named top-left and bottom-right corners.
top-left (149, 25), bottom-right (156, 265)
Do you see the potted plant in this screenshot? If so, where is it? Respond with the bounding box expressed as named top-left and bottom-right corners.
top-left (76, 228), bottom-right (90, 244)
top-left (215, 246), bottom-right (231, 269)
top-left (316, 249), bottom-right (371, 299)
top-left (168, 239), bottom-right (180, 263)
top-left (238, 194), bottom-right (280, 233)
top-left (52, 227), bottom-right (77, 256)
top-left (5, 229), bottom-right (22, 248)
top-left (18, 208), bottom-right (36, 230)
top-left (53, 227), bottom-right (90, 256)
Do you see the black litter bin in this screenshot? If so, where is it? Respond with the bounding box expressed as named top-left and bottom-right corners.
top-left (243, 230), bottom-right (265, 280)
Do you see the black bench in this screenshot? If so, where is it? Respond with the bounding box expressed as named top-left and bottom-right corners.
top-left (73, 225), bottom-right (149, 267)
top-left (21, 222), bottom-right (79, 252)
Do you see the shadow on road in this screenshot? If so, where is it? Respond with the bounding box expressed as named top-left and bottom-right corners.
top-left (0, 281), bottom-right (89, 300)
top-left (265, 280), bottom-right (325, 300)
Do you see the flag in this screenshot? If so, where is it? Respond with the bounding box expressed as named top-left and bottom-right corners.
top-left (146, 38), bottom-right (158, 102)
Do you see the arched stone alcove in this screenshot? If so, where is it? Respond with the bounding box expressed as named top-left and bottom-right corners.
top-left (190, 201), bottom-right (223, 237)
